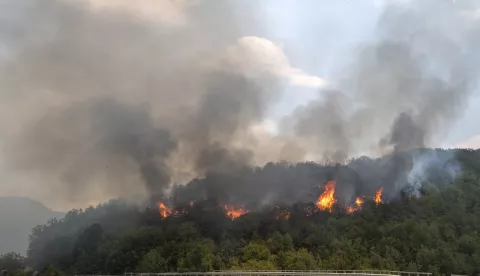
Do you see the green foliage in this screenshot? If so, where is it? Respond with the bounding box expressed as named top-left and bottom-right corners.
top-left (136, 249), bottom-right (167, 273)
top-left (177, 240), bottom-right (215, 272)
top-left (241, 242), bottom-right (271, 262)
top-left (277, 249), bottom-right (318, 270)
top-left (0, 252), bottom-right (25, 273)
top-left (267, 232), bottom-right (293, 253)
top-left (15, 149), bottom-right (480, 275)
top-left (231, 260), bottom-right (277, 270)
top-left (40, 265), bottom-right (63, 276)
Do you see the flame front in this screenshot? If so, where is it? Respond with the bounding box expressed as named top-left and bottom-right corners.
top-left (316, 180), bottom-right (337, 212)
top-left (223, 205), bottom-right (248, 219)
top-left (374, 187), bottom-right (383, 205)
top-left (157, 201), bottom-right (173, 218)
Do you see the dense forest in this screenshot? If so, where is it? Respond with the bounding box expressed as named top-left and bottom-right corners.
top-left (1, 148), bottom-right (480, 276)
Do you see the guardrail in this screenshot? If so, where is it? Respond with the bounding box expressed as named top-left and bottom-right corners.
top-left (123, 270), bottom-right (432, 276)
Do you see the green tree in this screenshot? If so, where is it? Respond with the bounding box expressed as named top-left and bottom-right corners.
top-left (242, 242), bottom-right (271, 261)
top-left (21, 149), bottom-right (480, 275)
top-left (40, 265), bottom-right (62, 276)
top-left (277, 249), bottom-right (318, 270)
top-left (0, 253), bottom-right (25, 272)
top-left (231, 260), bottom-right (277, 270)
top-left (177, 240), bottom-right (215, 272)
top-left (136, 249), bottom-right (167, 273)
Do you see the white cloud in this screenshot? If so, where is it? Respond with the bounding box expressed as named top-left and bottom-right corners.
top-left (226, 36), bottom-right (327, 89)
top-left (83, 0), bottom-right (198, 26)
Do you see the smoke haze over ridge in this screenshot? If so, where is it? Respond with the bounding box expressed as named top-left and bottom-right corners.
top-left (0, 0), bottom-right (479, 210)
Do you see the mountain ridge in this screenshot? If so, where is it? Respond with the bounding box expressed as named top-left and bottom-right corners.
top-left (0, 197), bottom-right (64, 256)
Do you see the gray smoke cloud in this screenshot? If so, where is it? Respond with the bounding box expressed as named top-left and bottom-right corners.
top-left (280, 0), bottom-right (480, 200)
top-left (290, 0), bottom-right (478, 151)
top-left (0, 0), bottom-right (282, 209)
top-left (0, 0), bottom-right (479, 210)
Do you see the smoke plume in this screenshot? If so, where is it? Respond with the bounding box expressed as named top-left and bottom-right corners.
top-left (0, 0), bottom-right (478, 210)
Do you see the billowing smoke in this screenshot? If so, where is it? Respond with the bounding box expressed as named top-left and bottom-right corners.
top-left (278, 0), bottom-right (480, 200)
top-left (0, 0), bottom-right (478, 210)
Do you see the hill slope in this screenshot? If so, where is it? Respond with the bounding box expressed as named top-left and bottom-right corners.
top-left (21, 149), bottom-right (480, 275)
top-left (0, 197), bottom-right (63, 255)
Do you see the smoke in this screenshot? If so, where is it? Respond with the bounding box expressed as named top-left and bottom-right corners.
top-left (0, 0), bottom-right (479, 210)
top-left (0, 0), bottom-right (294, 209)
top-left (7, 99), bottom-right (178, 204)
top-left (279, 0), bottom-right (480, 198)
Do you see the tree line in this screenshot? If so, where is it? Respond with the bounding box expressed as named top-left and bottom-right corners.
top-left (1, 149), bottom-right (480, 276)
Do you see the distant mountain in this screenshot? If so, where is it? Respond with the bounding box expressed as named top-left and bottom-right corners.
top-left (0, 197), bottom-right (64, 256)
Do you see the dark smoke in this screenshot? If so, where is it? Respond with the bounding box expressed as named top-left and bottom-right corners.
top-left (0, 0), bottom-right (282, 209)
top-left (382, 112), bottom-right (425, 153)
top-left (91, 100), bottom-right (177, 201)
top-left (6, 99), bottom-right (177, 203)
top-left (0, 0), bottom-right (479, 210)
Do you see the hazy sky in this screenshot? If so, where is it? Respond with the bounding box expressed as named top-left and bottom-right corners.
top-left (1, 0), bottom-right (479, 210)
top-left (52, 0), bottom-right (480, 148)
top-left (259, 0), bottom-right (480, 148)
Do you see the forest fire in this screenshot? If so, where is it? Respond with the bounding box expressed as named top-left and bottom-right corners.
top-left (272, 206), bottom-right (291, 220)
top-left (157, 183), bottom-right (384, 220)
top-left (223, 204), bottom-right (249, 219)
top-left (316, 180), bottom-right (337, 212)
top-left (375, 187), bottom-right (383, 205)
top-left (278, 211), bottom-right (291, 220)
top-left (346, 197), bottom-right (364, 213)
top-left (314, 181), bottom-right (384, 214)
top-left (157, 201), bottom-right (173, 218)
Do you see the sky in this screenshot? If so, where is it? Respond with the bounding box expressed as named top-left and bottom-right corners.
top-left (1, 0), bottom-right (480, 210)
top-left (88, 0), bottom-right (478, 148)
top-left (257, 0), bottom-right (480, 148)
top-left (3, 0), bottom-right (478, 144)
top-left (84, 0), bottom-right (480, 142)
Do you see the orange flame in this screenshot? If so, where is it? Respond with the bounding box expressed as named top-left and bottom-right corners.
top-left (223, 204), bottom-right (248, 219)
top-left (274, 210), bottom-right (291, 220)
top-left (346, 197), bottom-right (364, 213)
top-left (157, 201), bottom-right (173, 218)
top-left (316, 180), bottom-right (337, 212)
top-left (374, 187), bottom-right (383, 205)
top-left (355, 197), bottom-right (365, 206)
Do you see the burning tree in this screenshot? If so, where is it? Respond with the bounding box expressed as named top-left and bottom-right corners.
top-left (316, 180), bottom-right (337, 212)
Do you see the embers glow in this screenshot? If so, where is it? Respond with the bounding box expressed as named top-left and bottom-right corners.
top-left (316, 180), bottom-right (337, 213)
top-left (280, 211), bottom-right (291, 220)
top-left (305, 205), bottom-right (316, 216)
top-left (157, 201), bottom-right (173, 218)
top-left (346, 197), bottom-right (364, 213)
top-left (274, 210), bottom-right (291, 220)
top-left (374, 187), bottom-right (383, 205)
top-left (223, 204), bottom-right (248, 219)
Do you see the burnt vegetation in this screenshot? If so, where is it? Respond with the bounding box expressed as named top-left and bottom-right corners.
top-left (1, 148), bottom-right (480, 276)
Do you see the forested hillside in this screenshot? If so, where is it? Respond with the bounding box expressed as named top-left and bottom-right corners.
top-left (1, 149), bottom-right (480, 276)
